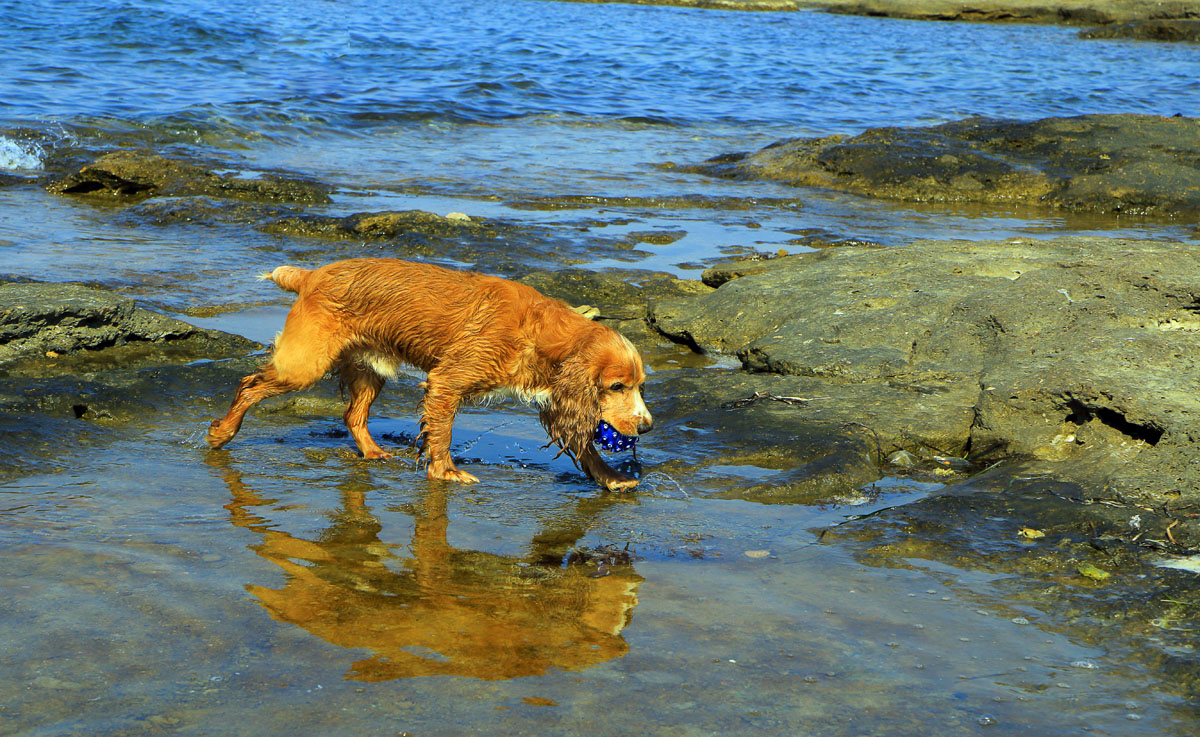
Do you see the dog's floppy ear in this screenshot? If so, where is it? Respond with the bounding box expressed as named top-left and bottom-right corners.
top-left (540, 351), bottom-right (600, 462)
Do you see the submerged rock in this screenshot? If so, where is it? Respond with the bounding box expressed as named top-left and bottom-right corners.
top-left (650, 236), bottom-right (1200, 506)
top-left (46, 150), bottom-right (331, 204)
top-left (121, 196), bottom-right (298, 227)
top-left (0, 282), bottom-right (258, 376)
top-left (687, 114), bottom-right (1200, 217)
top-left (259, 209), bottom-right (496, 240)
top-left (1079, 18), bottom-right (1200, 41)
top-left (822, 463), bottom-right (1200, 698)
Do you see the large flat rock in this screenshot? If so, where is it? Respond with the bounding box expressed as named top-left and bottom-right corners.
top-left (650, 236), bottom-right (1200, 504)
top-left (687, 114), bottom-right (1200, 217)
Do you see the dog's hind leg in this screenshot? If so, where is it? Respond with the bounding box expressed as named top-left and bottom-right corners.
top-left (341, 363), bottom-right (390, 459)
top-left (207, 299), bottom-right (341, 450)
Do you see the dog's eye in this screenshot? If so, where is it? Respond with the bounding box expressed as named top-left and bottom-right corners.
top-left (609, 382), bottom-right (625, 392)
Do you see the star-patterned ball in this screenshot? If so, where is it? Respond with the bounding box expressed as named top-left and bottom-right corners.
top-left (594, 420), bottom-right (638, 453)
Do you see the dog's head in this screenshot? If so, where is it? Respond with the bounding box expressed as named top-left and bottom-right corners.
top-left (594, 333), bottom-right (652, 439)
top-left (543, 329), bottom-right (652, 458)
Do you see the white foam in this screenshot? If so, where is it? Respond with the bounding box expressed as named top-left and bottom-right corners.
top-left (1157, 555), bottom-right (1200, 574)
top-left (0, 136), bottom-right (43, 171)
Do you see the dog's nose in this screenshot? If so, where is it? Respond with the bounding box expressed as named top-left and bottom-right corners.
top-left (637, 416), bottom-right (653, 434)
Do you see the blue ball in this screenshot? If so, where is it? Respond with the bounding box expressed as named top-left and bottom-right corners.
top-left (594, 420), bottom-right (638, 453)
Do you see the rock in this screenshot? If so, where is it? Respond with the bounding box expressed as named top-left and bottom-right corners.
top-left (0, 282), bottom-right (258, 375)
top-left (649, 236), bottom-right (1200, 505)
top-left (551, 0), bottom-right (801, 10)
top-left (32, 675), bottom-right (84, 691)
top-left (687, 114), bottom-right (1200, 217)
top-left (1077, 561), bottom-right (1112, 581)
top-left (120, 196), bottom-right (297, 227)
top-left (46, 150), bottom-right (331, 204)
top-left (1079, 18), bottom-right (1200, 42)
top-left (519, 268), bottom-right (712, 318)
top-left (519, 268), bottom-right (715, 364)
top-left (259, 209), bottom-right (494, 240)
top-left (818, 0), bottom-right (1200, 25)
top-left (702, 253), bottom-right (808, 288)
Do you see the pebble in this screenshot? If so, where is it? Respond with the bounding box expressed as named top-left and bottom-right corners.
top-left (743, 550), bottom-right (771, 559)
top-left (33, 675), bottom-right (84, 691)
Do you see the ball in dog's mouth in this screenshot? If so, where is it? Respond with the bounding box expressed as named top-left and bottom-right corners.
top-left (594, 420), bottom-right (638, 453)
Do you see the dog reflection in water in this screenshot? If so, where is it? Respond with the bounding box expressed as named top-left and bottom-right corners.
top-left (214, 458), bottom-right (641, 681)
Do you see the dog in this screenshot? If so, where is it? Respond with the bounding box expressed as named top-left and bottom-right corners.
top-left (207, 258), bottom-right (652, 490)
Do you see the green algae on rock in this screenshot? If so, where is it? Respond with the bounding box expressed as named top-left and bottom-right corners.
top-left (687, 114), bottom-right (1200, 217)
top-left (46, 150), bottom-right (332, 205)
top-left (259, 210), bottom-right (494, 240)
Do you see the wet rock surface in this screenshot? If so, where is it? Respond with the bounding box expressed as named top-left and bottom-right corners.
top-left (1079, 18), bottom-right (1200, 40)
top-left (260, 210), bottom-right (483, 240)
top-left (650, 236), bottom-right (1200, 511)
top-left (0, 280), bottom-right (261, 477)
top-left (823, 464), bottom-right (1200, 692)
top-left (552, 0), bottom-right (801, 10)
top-left (518, 267), bottom-right (713, 334)
top-left (819, 0), bottom-right (1200, 26)
top-left (0, 281), bottom-right (258, 376)
top-left (45, 150), bottom-right (331, 204)
top-left (687, 114), bottom-right (1200, 217)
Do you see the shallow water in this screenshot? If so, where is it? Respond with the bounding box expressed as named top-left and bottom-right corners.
top-left (2, 0), bottom-right (1199, 734)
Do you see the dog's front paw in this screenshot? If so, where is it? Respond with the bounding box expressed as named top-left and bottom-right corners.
top-left (426, 464), bottom-right (479, 484)
top-left (207, 420), bottom-right (234, 449)
top-left (600, 473), bottom-right (639, 492)
top-left (363, 449), bottom-right (394, 460)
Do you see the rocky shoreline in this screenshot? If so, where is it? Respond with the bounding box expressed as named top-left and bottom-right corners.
top-left (9, 125), bottom-right (1200, 520)
top-left (817, 0), bottom-right (1200, 26)
top-left (547, 0), bottom-right (1200, 38)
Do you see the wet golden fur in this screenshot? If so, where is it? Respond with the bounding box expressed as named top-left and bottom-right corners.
top-left (207, 258), bottom-right (652, 490)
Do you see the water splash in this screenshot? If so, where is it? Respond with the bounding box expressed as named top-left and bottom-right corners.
top-left (181, 424), bottom-right (212, 449)
top-left (0, 136), bottom-right (42, 171)
top-left (636, 471), bottom-right (690, 500)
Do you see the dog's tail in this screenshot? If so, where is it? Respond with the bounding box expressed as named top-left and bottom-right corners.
top-left (258, 265), bottom-right (313, 294)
